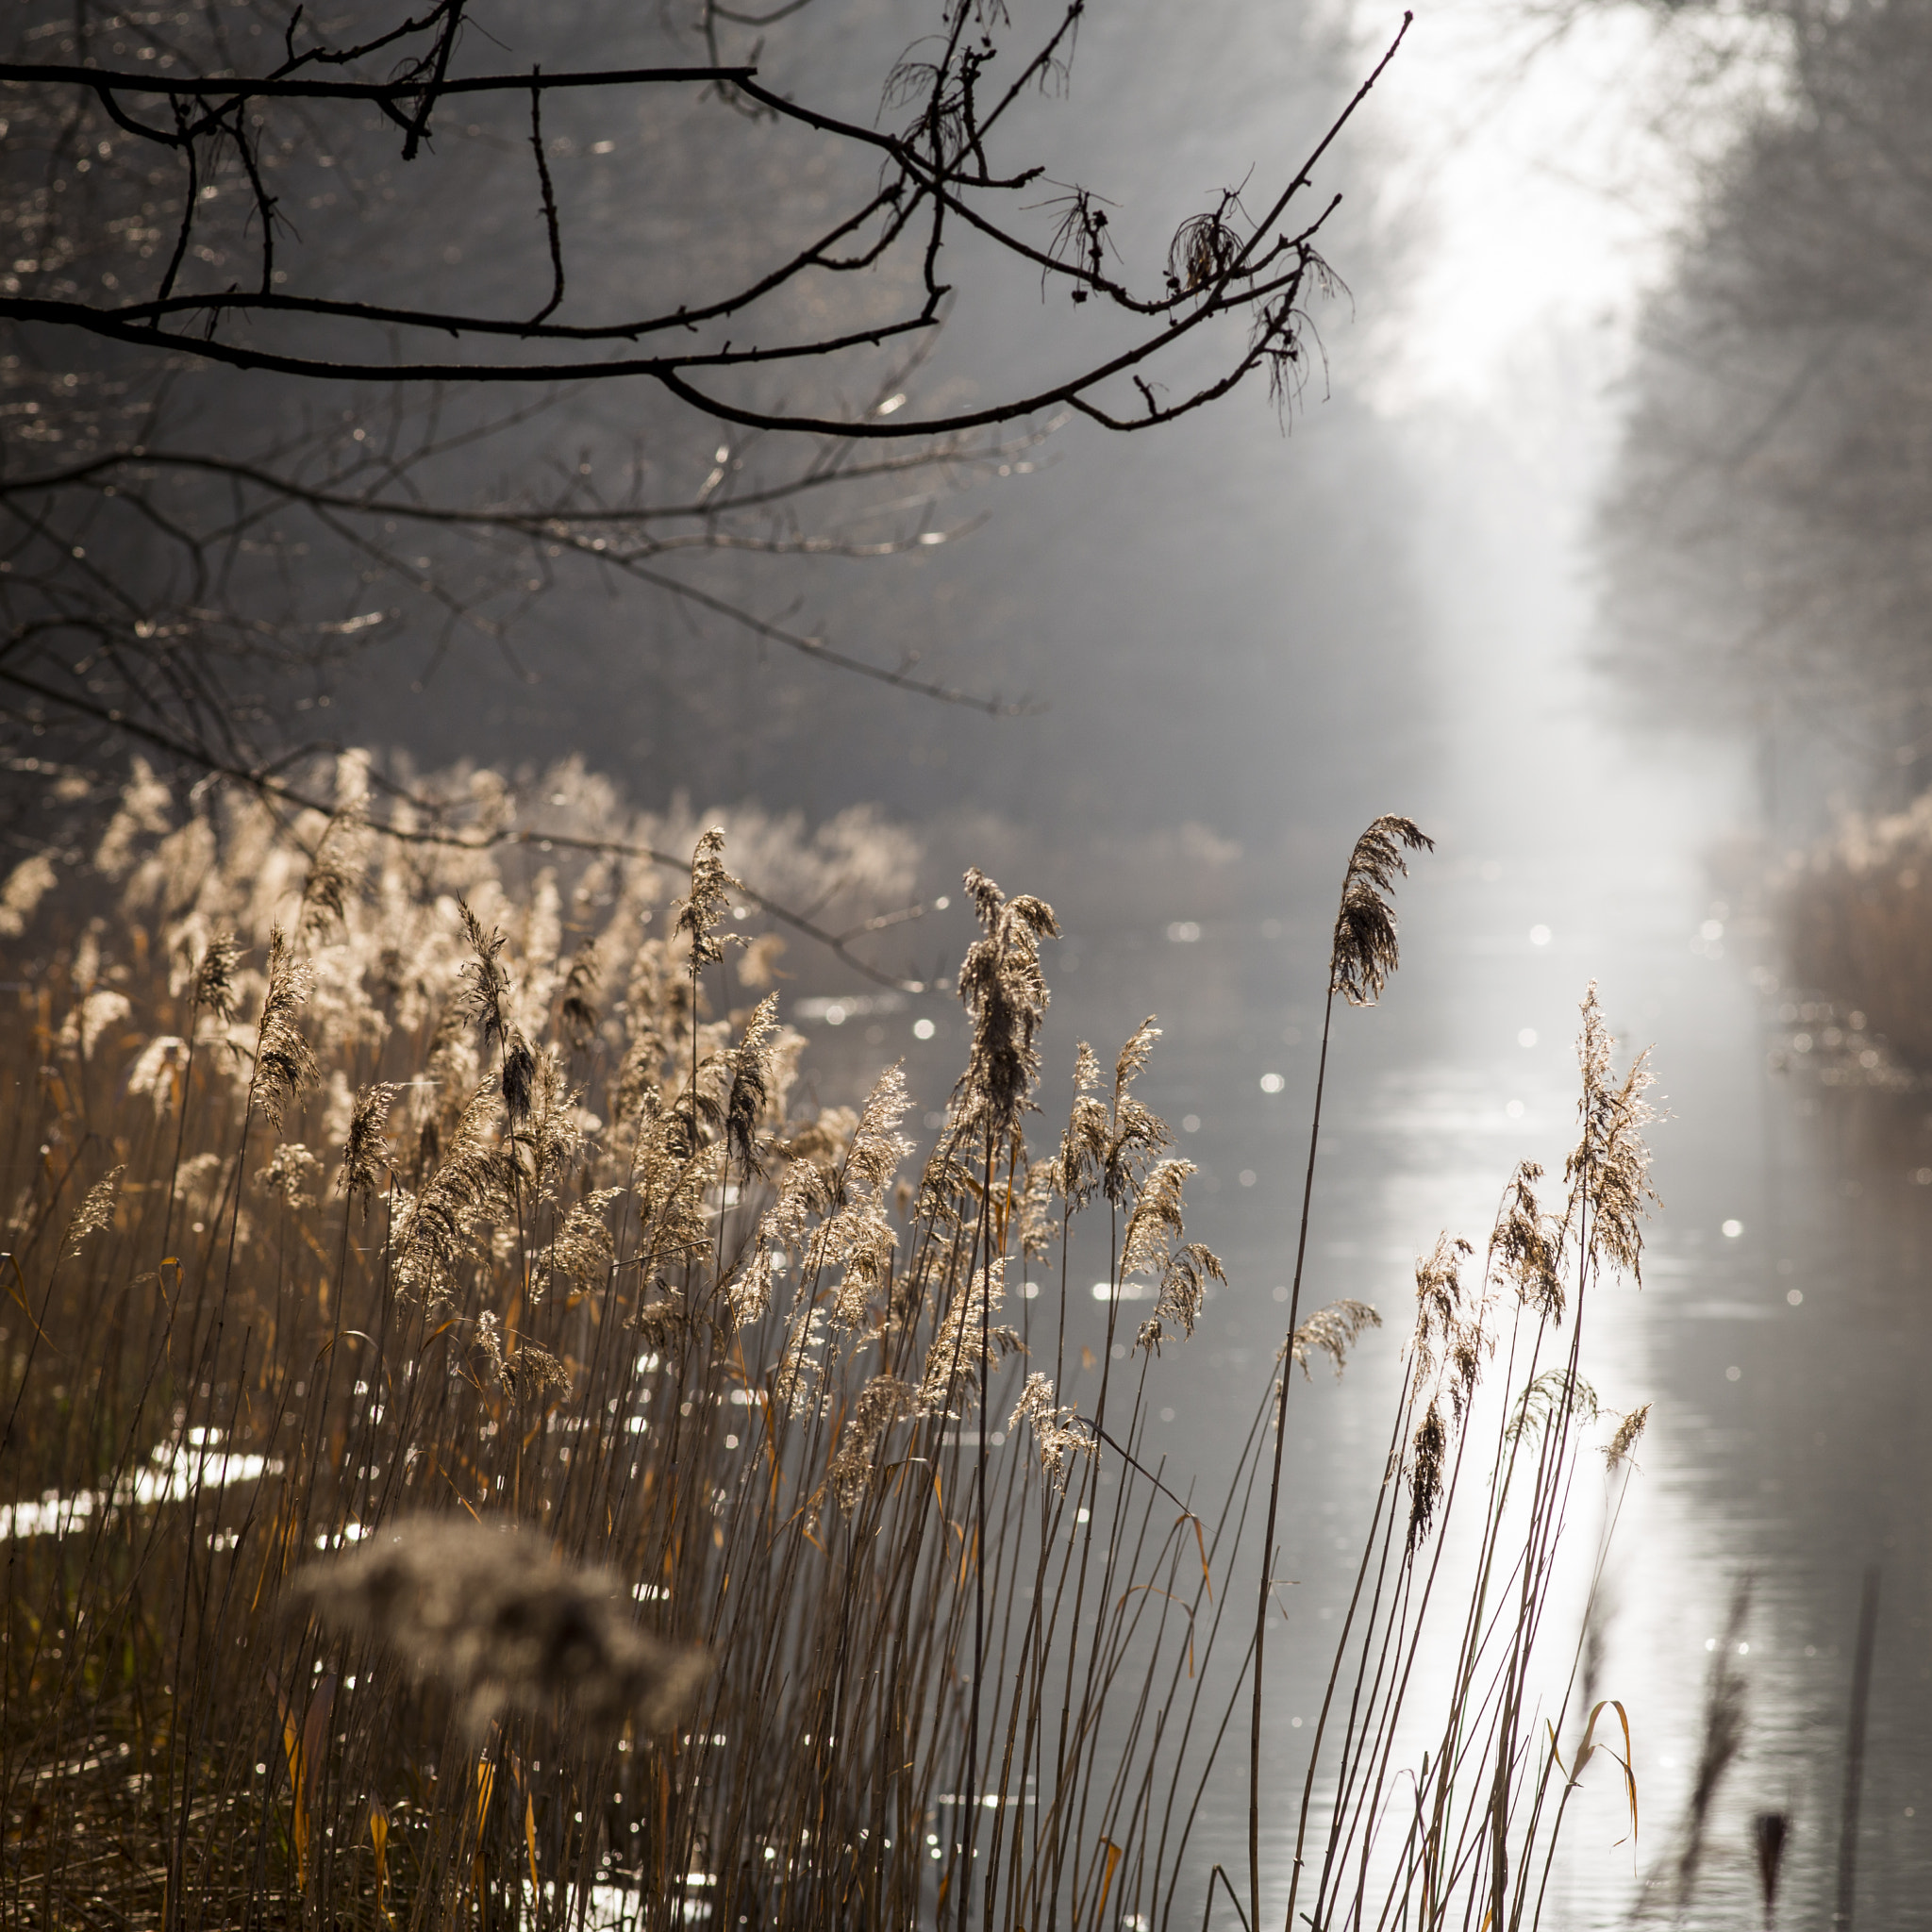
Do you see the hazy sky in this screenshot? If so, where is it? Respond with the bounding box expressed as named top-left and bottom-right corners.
top-left (1360, 0), bottom-right (1739, 413)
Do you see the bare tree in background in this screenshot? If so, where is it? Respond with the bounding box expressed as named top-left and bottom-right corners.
top-left (0, 0), bottom-right (1407, 831)
top-left (1601, 0), bottom-right (1932, 808)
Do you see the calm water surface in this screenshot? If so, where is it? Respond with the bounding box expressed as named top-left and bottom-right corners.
top-left (798, 401), bottom-right (1932, 1927)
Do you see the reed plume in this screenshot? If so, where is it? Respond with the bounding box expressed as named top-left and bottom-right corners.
top-left (293, 1514), bottom-right (709, 1736)
top-left (918, 1260), bottom-right (1020, 1413)
top-left (193, 929), bottom-right (242, 1022)
top-left (1286, 1297), bottom-right (1382, 1379)
top-left (249, 927), bottom-right (318, 1129)
top-left (1567, 982), bottom-right (1657, 1282)
top-left (341, 1080), bottom-right (400, 1213)
top-left (1493, 1159), bottom-right (1566, 1320)
top-left (957, 865), bottom-right (1059, 1135)
top-left (1329, 814), bottom-right (1433, 1006)
top-left (674, 824), bottom-right (741, 968)
top-left (456, 899), bottom-right (513, 1057)
top-left (1254, 814), bottom-right (1432, 1932)
top-left (299, 808), bottom-right (365, 941)
top-left (393, 1082), bottom-right (510, 1299)
top-left (1007, 1370), bottom-right (1092, 1484)
top-left (828, 1374), bottom-right (918, 1509)
top-left (62, 1164), bottom-right (123, 1256)
top-left (559, 938), bottom-right (601, 1050)
top-left (257, 1142), bottom-right (323, 1210)
top-left (0, 851), bottom-right (56, 937)
top-left (1604, 1401), bottom-right (1652, 1472)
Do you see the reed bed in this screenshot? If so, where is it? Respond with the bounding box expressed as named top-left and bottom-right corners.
top-left (1778, 789), bottom-right (1932, 1074)
top-left (1, 758), bottom-right (1653, 1930)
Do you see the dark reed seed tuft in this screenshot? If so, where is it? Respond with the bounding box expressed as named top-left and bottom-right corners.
top-left (500, 1027), bottom-right (536, 1124)
top-left (1329, 815), bottom-right (1433, 1007)
top-left (193, 930), bottom-right (242, 1023)
top-left (956, 866), bottom-right (1060, 1136)
top-left (251, 927), bottom-right (319, 1130)
top-left (341, 1082), bottom-right (400, 1214)
top-left (1407, 1399), bottom-right (1446, 1554)
top-left (722, 992), bottom-right (780, 1176)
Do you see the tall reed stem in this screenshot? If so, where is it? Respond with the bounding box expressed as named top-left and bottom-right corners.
top-left (1252, 976), bottom-right (1334, 1932)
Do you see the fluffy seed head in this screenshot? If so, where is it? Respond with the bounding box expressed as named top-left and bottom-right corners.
top-left (1507, 1368), bottom-right (1600, 1447)
top-left (1330, 816), bottom-right (1433, 1007)
top-left (394, 1083), bottom-right (510, 1301)
top-left (299, 810), bottom-right (365, 942)
top-left (918, 1262), bottom-right (1021, 1416)
top-left (1566, 984), bottom-right (1657, 1284)
top-left (251, 927), bottom-right (318, 1130)
top-left (956, 868), bottom-right (1059, 1138)
top-left (194, 931), bottom-right (242, 1024)
top-left (292, 1513), bottom-right (709, 1737)
top-left (828, 1374), bottom-right (917, 1510)
top-left (674, 827), bottom-right (741, 969)
top-left (1407, 1399), bottom-right (1445, 1556)
top-left (341, 1082), bottom-right (400, 1215)
top-left (1008, 1372), bottom-right (1092, 1487)
top-left (1287, 1298), bottom-right (1382, 1379)
top-left (456, 900), bottom-right (512, 1055)
top-left (64, 1164), bottom-right (124, 1257)
top-left (1603, 1401), bottom-right (1652, 1472)
top-left (1493, 1161), bottom-right (1565, 1322)
top-left (559, 940), bottom-right (601, 1051)
top-left (257, 1143), bottom-right (322, 1210)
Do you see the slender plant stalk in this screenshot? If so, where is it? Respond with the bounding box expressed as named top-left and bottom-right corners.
top-left (1252, 975), bottom-right (1336, 1932)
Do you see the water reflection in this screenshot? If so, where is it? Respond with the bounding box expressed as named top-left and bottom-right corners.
top-left (0, 1429), bottom-right (282, 1541)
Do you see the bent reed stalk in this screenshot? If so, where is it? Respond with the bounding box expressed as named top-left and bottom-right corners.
top-left (0, 756), bottom-right (1654, 1930)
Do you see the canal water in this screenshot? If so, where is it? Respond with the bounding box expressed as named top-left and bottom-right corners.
top-left (789, 355), bottom-right (1931, 1929)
